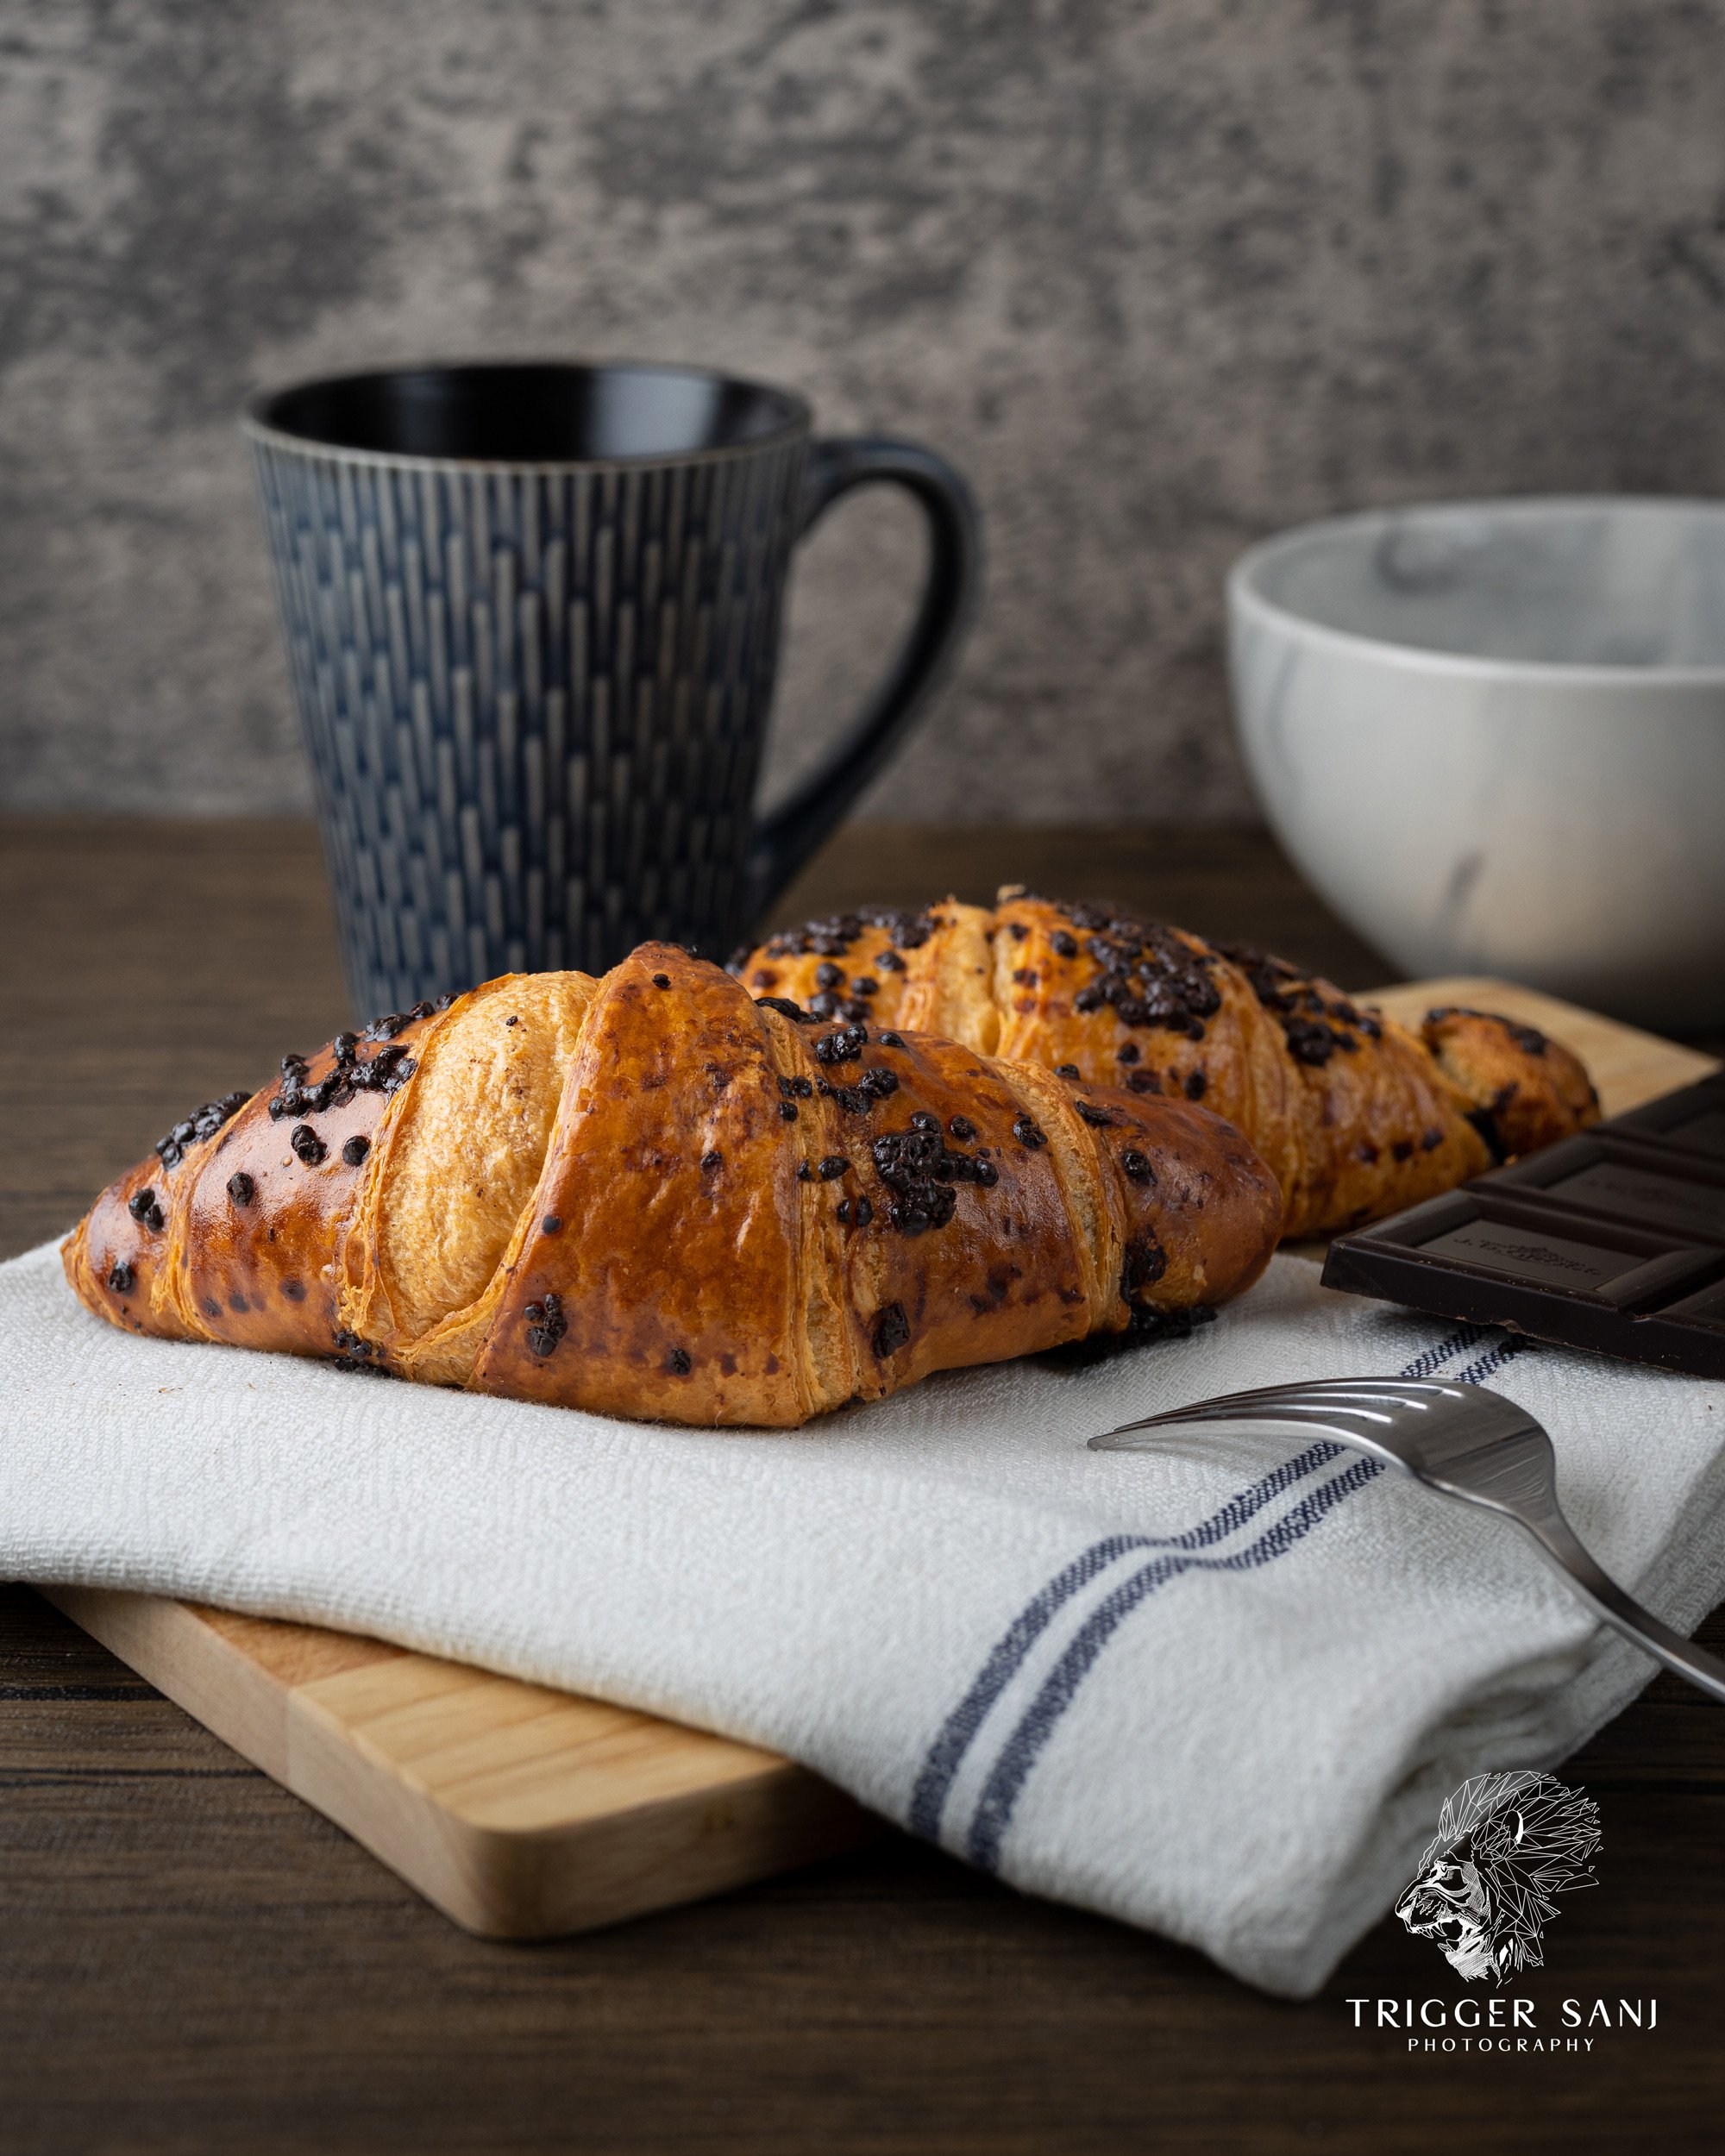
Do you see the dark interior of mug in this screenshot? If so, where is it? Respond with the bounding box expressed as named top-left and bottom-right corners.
top-left (254, 363), bottom-right (805, 462)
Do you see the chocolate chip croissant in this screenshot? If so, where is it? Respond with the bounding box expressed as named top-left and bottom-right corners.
top-left (62, 945), bottom-right (1282, 1428)
top-left (733, 890), bottom-right (1600, 1240)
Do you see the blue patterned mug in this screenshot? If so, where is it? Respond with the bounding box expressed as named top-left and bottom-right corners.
top-left (246, 361), bottom-right (980, 1018)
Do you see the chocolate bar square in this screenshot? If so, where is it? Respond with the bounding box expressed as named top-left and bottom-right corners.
top-left (1321, 1074), bottom-right (1725, 1377)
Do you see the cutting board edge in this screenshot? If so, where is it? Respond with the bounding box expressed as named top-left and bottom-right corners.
top-left (43, 1586), bottom-right (875, 1938)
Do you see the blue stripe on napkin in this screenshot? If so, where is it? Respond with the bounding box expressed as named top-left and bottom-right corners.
top-left (914, 1326), bottom-right (1526, 1865)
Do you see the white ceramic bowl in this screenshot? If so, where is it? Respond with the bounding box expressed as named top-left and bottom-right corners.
top-left (1227, 497), bottom-right (1725, 1034)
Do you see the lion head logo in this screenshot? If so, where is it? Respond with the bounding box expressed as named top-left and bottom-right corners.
top-left (1396, 1771), bottom-right (1601, 1984)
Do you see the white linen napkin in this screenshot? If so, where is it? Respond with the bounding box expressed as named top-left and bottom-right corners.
top-left (5, 1235), bottom-right (1723, 1996)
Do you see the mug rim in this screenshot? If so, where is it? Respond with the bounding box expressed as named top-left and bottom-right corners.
top-left (242, 357), bottom-right (813, 473)
top-left (1228, 493), bottom-right (1725, 688)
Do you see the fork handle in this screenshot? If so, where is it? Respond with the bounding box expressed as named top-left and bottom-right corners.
top-left (1517, 1512), bottom-right (1725, 1707)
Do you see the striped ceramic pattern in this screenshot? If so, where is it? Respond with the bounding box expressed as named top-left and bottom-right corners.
top-left (251, 436), bottom-right (808, 1019)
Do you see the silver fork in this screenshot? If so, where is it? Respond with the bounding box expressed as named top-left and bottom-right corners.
top-left (1089, 1377), bottom-right (1725, 1706)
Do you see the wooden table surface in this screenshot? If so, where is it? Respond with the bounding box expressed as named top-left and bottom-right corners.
top-left (3, 816), bottom-right (1722, 2155)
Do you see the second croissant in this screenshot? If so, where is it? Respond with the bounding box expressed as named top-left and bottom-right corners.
top-left (732, 888), bottom-right (1600, 1238)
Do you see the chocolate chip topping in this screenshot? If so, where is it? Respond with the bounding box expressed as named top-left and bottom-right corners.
top-left (665, 1347), bottom-right (692, 1376)
top-left (1120, 1232), bottom-right (1168, 1299)
top-left (1218, 939), bottom-right (1387, 1065)
top-left (107, 1259), bottom-right (135, 1295)
top-left (226, 1171), bottom-right (255, 1206)
top-left (524, 1290), bottom-right (568, 1358)
top-left (363, 1001), bottom-right (436, 1043)
top-left (341, 1135), bottom-right (370, 1168)
top-left (154, 1090), bottom-right (250, 1171)
top-left (754, 905), bottom-right (937, 964)
top-left (1040, 1301), bottom-right (1215, 1368)
top-left (1283, 1019), bottom-right (1335, 1065)
top-left (1012, 1115), bottom-right (1047, 1149)
top-left (1038, 904), bottom-right (1224, 1041)
top-left (267, 1027), bottom-right (418, 1122)
top-left (813, 1025), bottom-right (867, 1065)
top-left (870, 1124), bottom-right (997, 1235)
top-left (128, 1188), bottom-right (165, 1232)
top-left (872, 1301), bottom-right (912, 1358)
top-left (290, 1124), bottom-right (327, 1166)
top-left (1120, 1149), bottom-right (1153, 1183)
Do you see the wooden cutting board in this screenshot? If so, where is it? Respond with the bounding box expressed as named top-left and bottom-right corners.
top-left (48, 978), bottom-right (1718, 1940)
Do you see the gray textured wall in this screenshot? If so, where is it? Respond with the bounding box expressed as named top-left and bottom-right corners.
top-left (4, 0), bottom-right (1725, 823)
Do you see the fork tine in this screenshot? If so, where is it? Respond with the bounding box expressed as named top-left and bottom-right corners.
top-left (1099, 1367), bottom-right (1725, 1710)
top-left (1084, 1376), bottom-right (1463, 1452)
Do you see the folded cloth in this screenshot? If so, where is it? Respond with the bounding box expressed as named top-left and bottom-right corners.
top-left (5, 1235), bottom-right (1724, 1996)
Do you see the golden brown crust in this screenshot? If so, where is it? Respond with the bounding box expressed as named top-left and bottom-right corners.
top-left (469, 948), bottom-right (812, 1426)
top-left (732, 892), bottom-right (1600, 1239)
top-left (65, 949), bottom-right (1282, 1429)
top-left (361, 974), bottom-right (597, 1384)
top-left (1421, 1006), bottom-right (1601, 1163)
top-left (63, 1152), bottom-right (202, 1344)
top-left (743, 899), bottom-right (1001, 1046)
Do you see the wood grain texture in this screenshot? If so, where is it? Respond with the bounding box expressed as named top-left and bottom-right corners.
top-left (5, 816), bottom-right (1725, 2155)
top-left (41, 1588), bottom-right (871, 1940)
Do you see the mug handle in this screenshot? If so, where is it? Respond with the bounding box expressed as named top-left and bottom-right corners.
top-left (742, 435), bottom-right (982, 922)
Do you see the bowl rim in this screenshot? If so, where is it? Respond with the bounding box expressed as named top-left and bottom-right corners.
top-left (1227, 494), bottom-right (1725, 686)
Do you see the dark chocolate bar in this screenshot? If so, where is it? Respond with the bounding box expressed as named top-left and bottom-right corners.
top-left (1320, 1072), bottom-right (1725, 1378)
